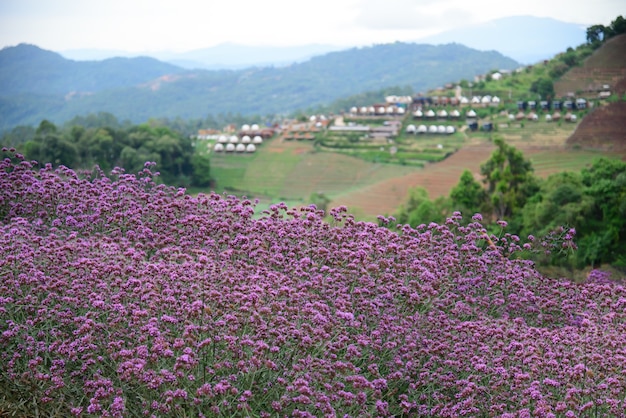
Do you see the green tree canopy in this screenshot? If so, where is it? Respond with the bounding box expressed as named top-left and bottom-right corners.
top-left (449, 169), bottom-right (487, 216)
top-left (480, 137), bottom-right (539, 221)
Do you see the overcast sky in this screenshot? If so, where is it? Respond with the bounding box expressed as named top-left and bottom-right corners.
top-left (0, 0), bottom-right (622, 52)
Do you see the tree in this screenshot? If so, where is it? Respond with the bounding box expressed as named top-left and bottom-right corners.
top-left (608, 15), bottom-right (626, 38)
top-left (586, 24), bottom-right (607, 47)
top-left (480, 137), bottom-right (538, 221)
top-left (191, 154), bottom-right (212, 187)
top-left (449, 170), bottom-right (487, 216)
top-left (309, 192), bottom-right (331, 214)
top-left (577, 158), bottom-right (626, 268)
top-left (530, 78), bottom-right (555, 100)
top-left (560, 49), bottom-right (578, 67)
top-left (24, 120), bottom-right (78, 167)
top-left (520, 171), bottom-right (591, 238)
top-left (395, 187), bottom-right (447, 227)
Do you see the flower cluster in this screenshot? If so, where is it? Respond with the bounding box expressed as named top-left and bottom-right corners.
top-left (1, 155), bottom-right (626, 417)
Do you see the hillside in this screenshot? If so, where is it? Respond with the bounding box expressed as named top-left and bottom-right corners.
top-left (0, 44), bottom-right (185, 96)
top-left (0, 43), bottom-right (519, 131)
top-left (554, 34), bottom-right (626, 97)
top-left (566, 101), bottom-right (626, 152)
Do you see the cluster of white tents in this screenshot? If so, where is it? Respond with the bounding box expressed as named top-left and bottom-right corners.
top-left (507, 112), bottom-right (578, 122)
top-left (413, 109), bottom-right (476, 119)
top-left (213, 134), bottom-right (264, 153)
top-left (348, 106), bottom-right (406, 116)
top-left (406, 124), bottom-right (456, 134)
top-left (241, 124), bottom-right (261, 131)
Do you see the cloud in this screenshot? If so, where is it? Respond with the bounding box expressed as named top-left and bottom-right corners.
top-left (353, 0), bottom-right (474, 31)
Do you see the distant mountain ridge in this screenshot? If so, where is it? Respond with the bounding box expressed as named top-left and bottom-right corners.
top-left (62, 44), bottom-right (346, 70)
top-left (0, 44), bottom-right (185, 96)
top-left (57, 16), bottom-right (586, 69)
top-left (418, 16), bottom-right (587, 64)
top-left (0, 42), bottom-right (519, 131)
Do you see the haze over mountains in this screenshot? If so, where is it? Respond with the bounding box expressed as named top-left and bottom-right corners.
top-left (419, 16), bottom-right (587, 64)
top-left (0, 15), bottom-right (593, 132)
top-left (0, 42), bottom-right (518, 131)
top-left (59, 16), bottom-right (586, 69)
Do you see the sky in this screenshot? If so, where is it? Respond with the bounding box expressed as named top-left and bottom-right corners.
top-left (0, 0), bottom-right (623, 53)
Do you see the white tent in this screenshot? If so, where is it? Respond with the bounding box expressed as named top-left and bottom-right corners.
top-left (214, 143), bottom-right (225, 152)
top-left (225, 143), bottom-right (236, 152)
top-left (417, 125), bottom-right (427, 133)
top-left (229, 135), bottom-right (239, 143)
top-left (235, 143), bottom-right (246, 152)
top-left (241, 135), bottom-right (251, 143)
top-left (246, 144), bottom-right (256, 153)
top-left (253, 136), bottom-right (263, 144)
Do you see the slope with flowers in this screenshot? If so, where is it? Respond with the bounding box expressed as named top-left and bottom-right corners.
top-left (1, 154), bottom-right (626, 417)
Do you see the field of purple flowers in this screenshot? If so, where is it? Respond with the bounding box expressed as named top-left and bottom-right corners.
top-left (1, 153), bottom-right (626, 417)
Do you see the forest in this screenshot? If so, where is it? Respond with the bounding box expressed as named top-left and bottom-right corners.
top-left (3, 117), bottom-right (211, 188)
top-left (395, 138), bottom-right (626, 272)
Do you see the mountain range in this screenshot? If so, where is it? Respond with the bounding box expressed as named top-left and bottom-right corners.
top-left (59, 16), bottom-right (586, 69)
top-left (0, 42), bottom-right (519, 132)
top-left (419, 16), bottom-right (587, 64)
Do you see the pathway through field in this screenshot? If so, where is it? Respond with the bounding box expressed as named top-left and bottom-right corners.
top-left (329, 143), bottom-right (496, 217)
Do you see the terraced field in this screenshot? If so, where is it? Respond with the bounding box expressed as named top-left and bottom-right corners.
top-left (554, 33), bottom-right (626, 97)
top-left (209, 111), bottom-right (623, 221)
top-left (209, 138), bottom-right (421, 202)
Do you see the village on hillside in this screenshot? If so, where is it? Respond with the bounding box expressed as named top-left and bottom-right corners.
top-left (195, 64), bottom-right (616, 165)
